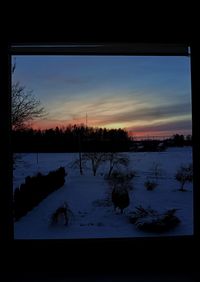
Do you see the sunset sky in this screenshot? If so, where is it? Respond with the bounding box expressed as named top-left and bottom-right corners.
top-left (12, 55), bottom-right (192, 137)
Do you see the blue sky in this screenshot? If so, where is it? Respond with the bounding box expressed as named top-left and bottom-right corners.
top-left (12, 55), bottom-right (192, 137)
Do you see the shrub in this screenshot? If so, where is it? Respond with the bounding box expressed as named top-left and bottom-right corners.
top-left (129, 206), bottom-right (180, 232)
top-left (50, 202), bottom-right (72, 226)
top-left (144, 180), bottom-right (158, 191)
top-left (149, 162), bottom-right (162, 181)
top-left (106, 170), bottom-right (136, 190)
top-left (175, 164), bottom-right (193, 191)
top-left (112, 186), bottom-right (130, 213)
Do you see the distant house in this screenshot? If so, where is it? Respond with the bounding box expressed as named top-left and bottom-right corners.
top-left (157, 142), bottom-right (166, 151)
top-left (130, 141), bottom-right (166, 152)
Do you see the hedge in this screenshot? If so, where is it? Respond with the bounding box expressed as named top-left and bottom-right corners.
top-left (14, 167), bottom-right (66, 221)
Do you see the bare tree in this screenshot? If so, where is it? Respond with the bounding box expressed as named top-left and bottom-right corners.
top-left (12, 62), bottom-right (46, 130)
top-left (175, 164), bottom-right (193, 191)
top-left (105, 152), bottom-right (129, 178)
top-left (149, 162), bottom-right (162, 182)
top-left (83, 152), bottom-right (106, 176)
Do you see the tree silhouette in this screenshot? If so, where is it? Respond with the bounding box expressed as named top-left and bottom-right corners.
top-left (12, 62), bottom-right (46, 130)
top-left (83, 152), bottom-right (106, 176)
top-left (106, 152), bottom-right (129, 177)
top-left (175, 164), bottom-right (193, 191)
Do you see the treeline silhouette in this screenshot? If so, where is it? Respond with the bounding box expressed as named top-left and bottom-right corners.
top-left (12, 125), bottom-right (192, 153)
top-left (166, 133), bottom-right (192, 147)
top-left (12, 125), bottom-right (132, 152)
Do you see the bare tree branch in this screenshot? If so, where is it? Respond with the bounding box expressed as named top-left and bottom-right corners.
top-left (82, 152), bottom-right (106, 176)
top-left (12, 66), bottom-right (47, 130)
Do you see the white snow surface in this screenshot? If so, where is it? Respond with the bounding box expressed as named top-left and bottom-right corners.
top-left (13, 147), bottom-right (193, 239)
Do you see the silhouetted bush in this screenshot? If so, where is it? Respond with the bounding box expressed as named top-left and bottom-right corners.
top-left (175, 164), bottom-right (193, 191)
top-left (14, 167), bottom-right (66, 221)
top-left (106, 170), bottom-right (136, 190)
top-left (112, 186), bottom-right (130, 214)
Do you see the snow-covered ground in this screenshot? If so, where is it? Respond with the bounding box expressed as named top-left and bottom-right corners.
top-left (13, 147), bottom-right (193, 239)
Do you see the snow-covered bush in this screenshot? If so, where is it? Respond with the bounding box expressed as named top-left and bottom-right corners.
top-left (175, 164), bottom-right (193, 191)
top-left (106, 170), bottom-right (136, 190)
top-left (144, 179), bottom-right (158, 191)
top-left (129, 206), bottom-right (180, 232)
top-left (50, 202), bottom-right (72, 226)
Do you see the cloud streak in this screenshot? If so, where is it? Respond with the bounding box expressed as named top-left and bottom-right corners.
top-left (90, 102), bottom-right (191, 126)
top-left (127, 118), bottom-right (192, 137)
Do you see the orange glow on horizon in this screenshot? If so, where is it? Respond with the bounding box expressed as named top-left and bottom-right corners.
top-left (32, 115), bottom-right (130, 130)
top-left (128, 130), bottom-right (192, 139)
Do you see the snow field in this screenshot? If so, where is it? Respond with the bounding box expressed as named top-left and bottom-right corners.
top-left (14, 147), bottom-right (193, 239)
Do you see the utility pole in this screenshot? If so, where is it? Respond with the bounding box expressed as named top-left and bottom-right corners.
top-left (78, 134), bottom-right (83, 175)
top-left (86, 113), bottom-right (88, 128)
